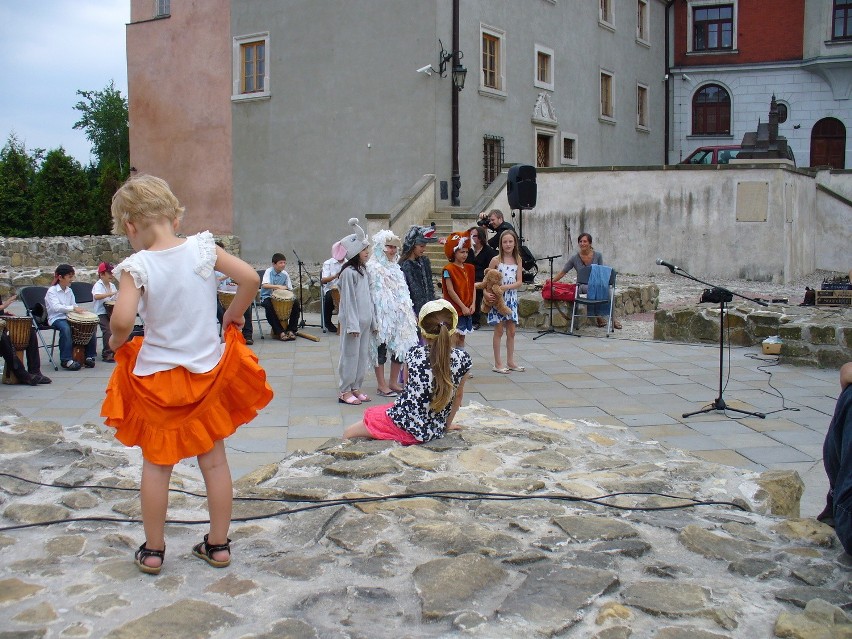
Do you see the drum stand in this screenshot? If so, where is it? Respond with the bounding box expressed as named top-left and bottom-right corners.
top-left (533, 255), bottom-right (565, 340)
top-left (291, 248), bottom-right (321, 330)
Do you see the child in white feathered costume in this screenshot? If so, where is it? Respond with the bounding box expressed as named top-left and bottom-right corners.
top-left (367, 229), bottom-right (419, 397)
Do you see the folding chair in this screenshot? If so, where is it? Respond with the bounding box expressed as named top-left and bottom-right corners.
top-left (70, 281), bottom-right (94, 304)
top-left (254, 269), bottom-right (267, 339)
top-left (569, 265), bottom-right (616, 336)
top-left (18, 286), bottom-right (59, 371)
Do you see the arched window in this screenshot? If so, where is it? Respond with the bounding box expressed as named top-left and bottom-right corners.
top-left (692, 85), bottom-right (731, 135)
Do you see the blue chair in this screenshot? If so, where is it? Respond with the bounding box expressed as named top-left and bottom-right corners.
top-left (18, 286), bottom-right (59, 371)
top-left (569, 265), bottom-right (616, 335)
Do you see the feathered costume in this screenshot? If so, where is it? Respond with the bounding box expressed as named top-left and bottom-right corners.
top-left (367, 229), bottom-right (419, 366)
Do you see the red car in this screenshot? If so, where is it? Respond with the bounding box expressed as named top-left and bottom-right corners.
top-left (680, 145), bottom-right (742, 165)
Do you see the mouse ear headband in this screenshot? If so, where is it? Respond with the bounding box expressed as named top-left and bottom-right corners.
top-left (338, 217), bottom-right (370, 260)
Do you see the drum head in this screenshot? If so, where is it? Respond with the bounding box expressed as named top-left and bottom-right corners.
top-left (272, 289), bottom-right (295, 301)
top-left (67, 311), bottom-right (98, 322)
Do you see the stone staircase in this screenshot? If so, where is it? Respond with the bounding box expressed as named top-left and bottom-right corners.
top-left (422, 206), bottom-right (463, 263)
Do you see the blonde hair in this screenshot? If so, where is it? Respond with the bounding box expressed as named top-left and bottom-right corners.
top-left (419, 307), bottom-right (455, 412)
top-left (110, 175), bottom-right (184, 235)
top-left (497, 229), bottom-right (522, 265)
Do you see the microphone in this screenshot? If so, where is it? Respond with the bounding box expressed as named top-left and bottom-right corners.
top-left (656, 259), bottom-right (679, 273)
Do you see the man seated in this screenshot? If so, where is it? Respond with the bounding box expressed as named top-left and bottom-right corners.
top-left (259, 253), bottom-right (301, 341)
top-left (0, 294), bottom-right (51, 384)
top-left (820, 362), bottom-right (852, 554)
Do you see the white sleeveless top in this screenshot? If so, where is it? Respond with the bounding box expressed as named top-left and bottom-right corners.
top-left (114, 232), bottom-right (223, 376)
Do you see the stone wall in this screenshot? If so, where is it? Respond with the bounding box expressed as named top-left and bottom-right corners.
top-left (654, 302), bottom-right (852, 368)
top-left (518, 283), bottom-right (660, 329)
top-left (0, 235), bottom-right (241, 295)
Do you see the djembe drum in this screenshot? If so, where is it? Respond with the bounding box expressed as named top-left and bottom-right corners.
top-left (271, 289), bottom-right (295, 334)
top-left (2, 316), bottom-right (32, 384)
top-left (67, 311), bottom-right (99, 364)
top-left (217, 286), bottom-right (238, 311)
top-left (104, 300), bottom-right (115, 319)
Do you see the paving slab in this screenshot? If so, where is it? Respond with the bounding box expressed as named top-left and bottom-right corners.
top-left (0, 305), bottom-right (842, 522)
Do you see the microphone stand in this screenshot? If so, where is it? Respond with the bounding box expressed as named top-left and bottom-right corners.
top-left (533, 254), bottom-right (564, 340)
top-left (659, 263), bottom-right (768, 419)
top-left (291, 247), bottom-right (320, 329)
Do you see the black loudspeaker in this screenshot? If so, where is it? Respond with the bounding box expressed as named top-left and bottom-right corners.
top-left (506, 164), bottom-right (537, 210)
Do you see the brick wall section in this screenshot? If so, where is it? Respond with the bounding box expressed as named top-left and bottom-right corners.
top-left (674, 0), bottom-right (805, 67)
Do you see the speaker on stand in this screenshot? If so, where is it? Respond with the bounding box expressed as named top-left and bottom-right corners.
top-left (506, 165), bottom-right (538, 283)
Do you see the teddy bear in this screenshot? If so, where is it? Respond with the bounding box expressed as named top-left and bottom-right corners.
top-left (479, 268), bottom-right (512, 317)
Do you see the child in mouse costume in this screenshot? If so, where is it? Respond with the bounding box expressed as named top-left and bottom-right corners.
top-left (367, 229), bottom-right (418, 397)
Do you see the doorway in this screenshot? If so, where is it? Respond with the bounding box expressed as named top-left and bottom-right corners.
top-left (810, 117), bottom-right (846, 168)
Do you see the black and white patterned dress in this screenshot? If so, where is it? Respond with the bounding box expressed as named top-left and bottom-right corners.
top-left (386, 345), bottom-right (472, 442)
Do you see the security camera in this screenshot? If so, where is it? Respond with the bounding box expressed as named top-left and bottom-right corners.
top-left (417, 65), bottom-right (433, 76)
top-left (681, 73), bottom-right (692, 82)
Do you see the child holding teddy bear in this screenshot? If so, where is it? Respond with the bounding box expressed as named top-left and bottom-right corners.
top-left (478, 229), bottom-right (524, 374)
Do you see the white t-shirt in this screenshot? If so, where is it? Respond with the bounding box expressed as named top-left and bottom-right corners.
top-left (321, 258), bottom-right (343, 295)
top-left (92, 280), bottom-right (117, 315)
top-left (114, 231), bottom-right (222, 376)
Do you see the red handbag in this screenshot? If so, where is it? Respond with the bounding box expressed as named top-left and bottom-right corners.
top-left (541, 281), bottom-right (576, 301)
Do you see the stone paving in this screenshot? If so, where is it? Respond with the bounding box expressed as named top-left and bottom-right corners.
top-left (1, 402), bottom-right (849, 638)
top-left (0, 306), bottom-right (840, 520)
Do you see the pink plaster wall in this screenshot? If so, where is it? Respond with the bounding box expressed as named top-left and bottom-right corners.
top-left (127, 0), bottom-right (232, 234)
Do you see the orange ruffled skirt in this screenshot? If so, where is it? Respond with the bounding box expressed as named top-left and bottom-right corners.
top-left (101, 325), bottom-right (273, 465)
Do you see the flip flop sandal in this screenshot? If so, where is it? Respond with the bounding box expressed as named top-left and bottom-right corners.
top-left (492, 366), bottom-right (511, 374)
top-left (376, 389), bottom-right (398, 397)
top-left (338, 394), bottom-right (361, 405)
top-left (508, 366), bottom-right (526, 372)
top-left (135, 542), bottom-right (165, 575)
top-left (192, 534), bottom-right (231, 568)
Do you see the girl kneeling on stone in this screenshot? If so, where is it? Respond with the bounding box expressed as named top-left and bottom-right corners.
top-left (343, 299), bottom-right (471, 444)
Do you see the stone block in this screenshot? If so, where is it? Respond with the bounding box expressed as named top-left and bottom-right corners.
top-left (517, 295), bottom-right (540, 318)
top-left (809, 325), bottom-right (837, 346)
top-left (817, 349), bottom-right (851, 370)
top-left (779, 325), bottom-right (802, 341)
top-left (843, 328), bottom-right (852, 350)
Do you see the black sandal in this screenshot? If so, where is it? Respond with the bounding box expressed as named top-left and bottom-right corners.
top-left (134, 542), bottom-right (165, 575)
top-left (192, 534), bottom-right (231, 568)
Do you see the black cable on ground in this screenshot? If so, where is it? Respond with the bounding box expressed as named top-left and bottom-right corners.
top-left (0, 472), bottom-right (747, 532)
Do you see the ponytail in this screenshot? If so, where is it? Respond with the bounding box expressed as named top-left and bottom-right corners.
top-left (420, 308), bottom-right (455, 412)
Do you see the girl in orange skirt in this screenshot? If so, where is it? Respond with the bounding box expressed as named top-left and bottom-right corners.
top-left (102, 175), bottom-right (273, 575)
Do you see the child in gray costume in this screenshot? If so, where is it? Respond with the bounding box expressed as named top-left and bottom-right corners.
top-left (336, 218), bottom-right (376, 406)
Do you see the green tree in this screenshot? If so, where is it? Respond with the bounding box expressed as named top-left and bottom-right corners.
top-left (0, 134), bottom-right (37, 236)
top-left (73, 80), bottom-right (129, 176)
top-left (32, 148), bottom-right (92, 236)
top-left (91, 161), bottom-right (122, 234)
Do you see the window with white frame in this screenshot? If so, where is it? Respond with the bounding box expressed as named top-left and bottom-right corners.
top-left (536, 130), bottom-right (554, 168)
top-left (686, 0), bottom-right (738, 53)
top-left (637, 0), bottom-right (649, 43)
top-left (480, 24), bottom-right (506, 95)
top-left (600, 0), bottom-right (614, 27)
top-left (232, 33), bottom-right (271, 101)
top-left (483, 135), bottom-right (504, 188)
top-left (534, 45), bottom-right (554, 91)
top-left (155, 0), bottom-right (170, 17)
top-left (834, 0), bottom-right (852, 39)
top-left (600, 70), bottom-right (614, 121)
top-left (636, 84), bottom-right (649, 130)
top-left (561, 132), bottom-right (578, 166)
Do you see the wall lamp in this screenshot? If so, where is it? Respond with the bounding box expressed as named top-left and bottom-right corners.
top-left (437, 39), bottom-right (467, 91)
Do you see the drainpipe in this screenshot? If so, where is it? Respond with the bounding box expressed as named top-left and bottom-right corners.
top-left (451, 0), bottom-right (461, 206)
top-left (664, 0), bottom-right (674, 165)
